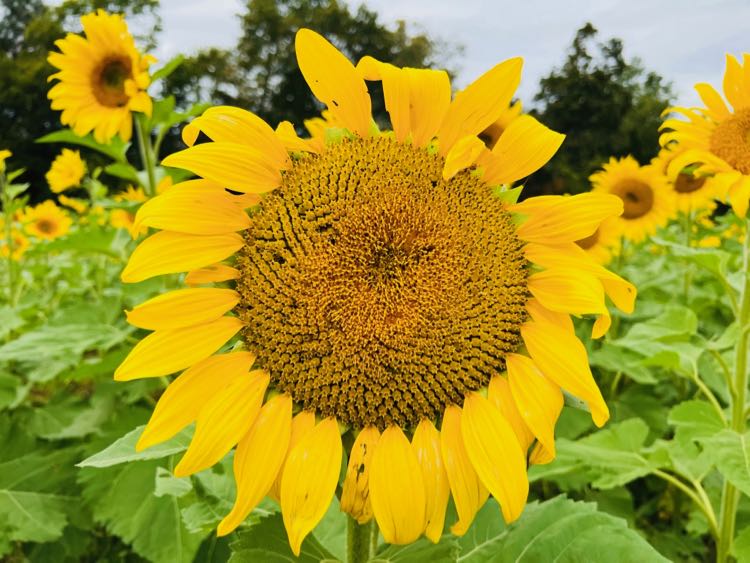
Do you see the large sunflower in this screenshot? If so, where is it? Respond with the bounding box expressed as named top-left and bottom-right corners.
top-left (47, 10), bottom-right (154, 143)
top-left (21, 200), bottom-right (72, 241)
top-left (117, 29), bottom-right (635, 554)
top-left (590, 156), bottom-right (674, 242)
top-left (46, 149), bottom-right (86, 193)
top-left (660, 53), bottom-right (750, 217)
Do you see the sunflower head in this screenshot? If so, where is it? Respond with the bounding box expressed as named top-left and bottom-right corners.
top-left (47, 149), bottom-right (86, 193)
top-left (0, 229), bottom-right (30, 261)
top-left (47, 10), bottom-right (154, 143)
top-left (21, 200), bottom-right (72, 241)
top-left (116, 29), bottom-right (636, 554)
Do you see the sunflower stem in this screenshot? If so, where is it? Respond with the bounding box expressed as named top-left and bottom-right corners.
top-left (0, 171), bottom-right (16, 305)
top-left (683, 209), bottom-right (693, 304)
top-left (347, 517), bottom-right (373, 563)
top-left (716, 217), bottom-right (750, 562)
top-left (135, 114), bottom-right (157, 197)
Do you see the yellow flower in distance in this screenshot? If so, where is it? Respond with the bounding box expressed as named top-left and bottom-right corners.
top-left (47, 10), bottom-right (154, 143)
top-left (0, 149), bottom-right (11, 173)
top-left (46, 149), bottom-right (86, 193)
top-left (590, 156), bottom-right (675, 243)
top-left (58, 194), bottom-right (89, 214)
top-left (652, 148), bottom-right (724, 214)
top-left (660, 53), bottom-right (750, 217)
top-left (117, 29), bottom-right (636, 555)
top-left (21, 200), bottom-right (72, 240)
top-left (1, 229), bottom-right (30, 260)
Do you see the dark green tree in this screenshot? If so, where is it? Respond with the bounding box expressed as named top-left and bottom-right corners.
top-left (527, 23), bottom-right (673, 197)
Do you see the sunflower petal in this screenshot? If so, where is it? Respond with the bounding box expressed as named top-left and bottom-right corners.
top-left (121, 231), bottom-right (243, 283)
top-left (114, 316), bottom-right (243, 381)
top-left (281, 417), bottom-right (342, 556)
top-left (412, 419), bottom-right (450, 543)
top-left (218, 393), bottom-right (293, 536)
top-left (185, 264), bottom-right (240, 286)
top-left (528, 268), bottom-right (607, 316)
top-left (358, 57), bottom-right (410, 142)
top-left (406, 68), bottom-right (452, 147)
top-left (136, 352), bottom-right (255, 451)
top-left (487, 375), bottom-right (534, 451)
top-left (440, 405), bottom-right (488, 536)
top-left (461, 392), bottom-right (529, 523)
top-left (370, 426), bottom-right (426, 545)
top-left (270, 411), bottom-right (316, 501)
top-left (126, 288), bottom-right (239, 330)
top-left (275, 121), bottom-right (320, 154)
top-left (525, 297), bottom-right (574, 332)
top-left (295, 29), bottom-right (371, 137)
top-left (341, 426), bottom-right (380, 524)
top-left (443, 136), bottom-right (486, 180)
top-left (173, 370), bottom-right (269, 477)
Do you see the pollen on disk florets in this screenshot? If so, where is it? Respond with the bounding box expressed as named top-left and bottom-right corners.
top-left (610, 179), bottom-right (654, 219)
top-left (235, 136), bottom-right (530, 429)
top-left (710, 107), bottom-right (750, 174)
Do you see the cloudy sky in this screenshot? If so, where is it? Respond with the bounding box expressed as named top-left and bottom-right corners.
top-left (155, 0), bottom-right (749, 108)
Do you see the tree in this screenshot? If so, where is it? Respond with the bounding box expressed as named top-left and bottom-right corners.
top-left (527, 23), bottom-right (673, 197)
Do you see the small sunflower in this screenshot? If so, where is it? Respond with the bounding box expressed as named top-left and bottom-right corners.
top-left (47, 149), bottom-right (86, 193)
top-left (660, 53), bottom-right (750, 217)
top-left (575, 217), bottom-right (621, 265)
top-left (0, 149), bottom-right (11, 173)
top-left (58, 194), bottom-right (89, 214)
top-left (47, 10), bottom-right (154, 143)
top-left (1, 229), bottom-right (30, 260)
top-left (652, 148), bottom-right (723, 214)
top-left (117, 30), bottom-right (635, 554)
top-left (21, 200), bottom-right (72, 241)
top-left (590, 156), bottom-right (675, 242)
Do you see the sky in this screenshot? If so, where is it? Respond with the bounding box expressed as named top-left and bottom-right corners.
top-left (154, 0), bottom-right (749, 108)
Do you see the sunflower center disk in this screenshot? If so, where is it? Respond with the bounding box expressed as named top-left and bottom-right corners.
top-left (235, 136), bottom-right (530, 429)
top-left (674, 172), bottom-right (707, 194)
top-left (710, 107), bottom-right (750, 175)
top-left (92, 56), bottom-right (132, 108)
top-left (612, 179), bottom-right (654, 219)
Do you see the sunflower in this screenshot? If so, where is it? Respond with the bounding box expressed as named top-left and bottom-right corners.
top-left (0, 149), bottom-right (10, 173)
top-left (21, 200), bottom-right (72, 241)
top-left (58, 194), bottom-right (89, 214)
top-left (589, 156), bottom-right (675, 242)
top-left (117, 29), bottom-right (635, 555)
top-left (652, 148), bottom-right (723, 214)
top-left (575, 216), bottom-right (621, 265)
top-left (46, 149), bottom-right (86, 193)
top-left (660, 53), bottom-right (750, 217)
top-left (47, 10), bottom-right (154, 143)
top-left (1, 229), bottom-right (30, 261)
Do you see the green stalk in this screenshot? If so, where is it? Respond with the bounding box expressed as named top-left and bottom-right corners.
top-left (135, 114), bottom-right (157, 197)
top-left (0, 172), bottom-right (15, 304)
top-left (684, 209), bottom-right (694, 303)
top-left (716, 218), bottom-right (750, 562)
top-left (347, 517), bottom-right (373, 563)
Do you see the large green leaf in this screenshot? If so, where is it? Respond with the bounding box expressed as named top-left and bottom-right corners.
top-left (37, 129), bottom-right (130, 162)
top-left (372, 537), bottom-right (459, 562)
top-left (454, 495), bottom-right (667, 562)
top-left (78, 424), bottom-right (193, 468)
top-left (668, 400), bottom-right (725, 441)
top-left (700, 429), bottom-right (750, 496)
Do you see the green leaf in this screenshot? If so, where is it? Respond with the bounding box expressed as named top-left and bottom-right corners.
top-left (454, 495), bottom-right (667, 562)
top-left (78, 425), bottom-right (193, 468)
top-left (372, 537), bottom-right (459, 562)
top-left (589, 345), bottom-right (657, 384)
top-left (155, 466), bottom-right (192, 498)
top-left (37, 129), bottom-right (130, 163)
top-left (652, 238), bottom-right (731, 280)
top-left (43, 226), bottom-right (122, 257)
top-left (667, 400), bottom-right (725, 441)
top-left (29, 394), bottom-right (114, 440)
top-left (619, 305), bottom-right (697, 343)
top-left (105, 161), bottom-right (142, 184)
top-left (151, 55), bottom-right (185, 82)
top-left (0, 374), bottom-right (23, 411)
top-left (732, 524), bottom-right (750, 562)
top-left (492, 185), bottom-right (523, 204)
top-left (228, 512), bottom-right (337, 563)
top-left (700, 429), bottom-right (750, 496)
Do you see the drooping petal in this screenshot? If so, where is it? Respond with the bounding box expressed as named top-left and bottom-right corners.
top-left (126, 288), bottom-right (239, 330)
top-left (281, 417), bottom-right (342, 556)
top-left (173, 369), bottom-right (269, 477)
top-left (369, 426), bottom-right (426, 545)
top-left (161, 143), bottom-right (283, 194)
top-left (295, 29), bottom-right (371, 137)
top-left (357, 57), bottom-right (410, 142)
top-left (525, 297), bottom-right (574, 333)
top-left (506, 353), bottom-right (563, 459)
top-left (438, 58), bottom-right (523, 155)
top-left (411, 419), bottom-right (450, 543)
top-left (443, 136), bottom-right (486, 180)
top-left (114, 316), bottom-right (243, 381)
top-left (528, 268), bottom-right (607, 316)
top-left (121, 231), bottom-right (243, 283)
top-left (482, 115), bottom-right (565, 185)
top-left (217, 393), bottom-right (293, 536)
top-left (270, 411), bottom-right (316, 501)
top-left (136, 352), bottom-right (255, 450)
top-left (275, 121), bottom-right (320, 154)
top-left (440, 405), bottom-right (488, 535)
top-left (185, 264), bottom-right (240, 286)
top-left (341, 426), bottom-right (380, 524)
top-left (487, 375), bottom-right (534, 451)
top-left (522, 320), bottom-right (609, 427)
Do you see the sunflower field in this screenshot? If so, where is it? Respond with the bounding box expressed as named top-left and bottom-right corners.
top-left (1, 2), bottom-right (749, 562)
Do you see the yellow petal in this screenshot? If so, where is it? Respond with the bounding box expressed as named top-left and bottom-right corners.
top-left (440, 405), bottom-right (488, 536)
top-left (218, 394), bottom-right (293, 536)
top-left (358, 56), bottom-right (411, 142)
top-left (275, 121), bottom-right (320, 154)
top-left (506, 353), bottom-right (563, 458)
top-left (183, 106), bottom-right (290, 169)
top-left (133, 181), bottom-right (251, 234)
top-left (173, 369), bottom-right (269, 477)
top-left (437, 57), bottom-right (523, 156)
top-left (295, 29), bottom-right (371, 137)
top-left (461, 392), bottom-right (529, 523)
top-left (341, 426), bottom-right (380, 524)
top-left (482, 115), bottom-right (565, 185)
top-left (592, 312), bottom-right (612, 339)
top-left (136, 352), bottom-right (255, 450)
top-left (411, 419), bottom-right (450, 543)
top-left (522, 320), bottom-right (609, 427)
top-left (121, 231), bottom-right (243, 283)
top-left (370, 426), bottom-right (426, 545)
top-left (513, 193), bottom-right (623, 244)
top-left (126, 288), bottom-right (239, 330)
top-left (528, 268), bottom-right (607, 316)
top-left (406, 68), bottom-right (452, 148)
top-left (281, 417), bottom-right (342, 556)
top-left (729, 175), bottom-right (750, 218)
top-left (694, 83), bottom-right (730, 121)
top-left (270, 411), bottom-right (316, 501)
top-left (529, 442), bottom-right (555, 465)
top-left (161, 143), bottom-right (282, 194)
top-left (488, 375), bottom-right (534, 451)
top-left (185, 264), bottom-right (240, 286)
top-left (114, 316), bottom-right (243, 381)
top-left (525, 297), bottom-right (574, 333)
top-left (443, 135), bottom-right (486, 180)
